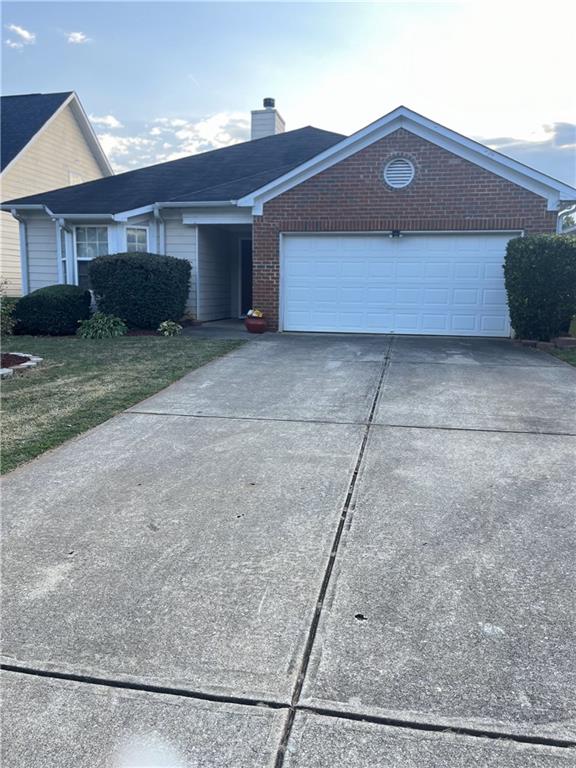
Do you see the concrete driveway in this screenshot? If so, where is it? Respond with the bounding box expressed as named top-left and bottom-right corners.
top-left (2, 335), bottom-right (575, 767)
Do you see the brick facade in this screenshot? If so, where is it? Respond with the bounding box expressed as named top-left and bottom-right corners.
top-left (252, 128), bottom-right (558, 329)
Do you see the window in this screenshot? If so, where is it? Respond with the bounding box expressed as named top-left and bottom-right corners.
top-left (75, 226), bottom-right (109, 289)
top-left (126, 227), bottom-right (148, 253)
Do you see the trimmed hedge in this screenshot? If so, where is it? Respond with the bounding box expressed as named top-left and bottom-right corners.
top-left (504, 235), bottom-right (576, 341)
top-left (15, 284), bottom-right (91, 335)
top-left (89, 253), bottom-right (191, 329)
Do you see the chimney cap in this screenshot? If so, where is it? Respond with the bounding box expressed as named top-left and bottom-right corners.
top-left (263, 97), bottom-right (275, 108)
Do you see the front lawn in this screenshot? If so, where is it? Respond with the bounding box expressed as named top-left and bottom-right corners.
top-left (1, 335), bottom-right (243, 474)
top-left (551, 348), bottom-right (576, 367)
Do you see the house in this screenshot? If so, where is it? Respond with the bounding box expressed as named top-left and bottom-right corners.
top-left (3, 100), bottom-right (576, 336)
top-left (0, 91), bottom-right (112, 295)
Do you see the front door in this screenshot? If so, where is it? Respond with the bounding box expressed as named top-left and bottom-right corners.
top-left (240, 239), bottom-right (253, 316)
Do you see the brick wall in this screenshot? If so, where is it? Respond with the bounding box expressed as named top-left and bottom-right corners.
top-left (253, 128), bottom-right (558, 329)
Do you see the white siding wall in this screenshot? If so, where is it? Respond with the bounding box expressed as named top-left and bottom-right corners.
top-left (197, 227), bottom-right (235, 321)
top-left (1, 103), bottom-right (108, 295)
top-left (26, 215), bottom-right (59, 292)
top-left (164, 214), bottom-right (198, 314)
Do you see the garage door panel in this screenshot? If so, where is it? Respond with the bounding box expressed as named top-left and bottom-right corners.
top-left (282, 234), bottom-right (512, 336)
top-left (422, 314), bottom-right (449, 331)
top-left (423, 288), bottom-right (450, 304)
top-left (483, 289), bottom-right (507, 306)
top-left (367, 261), bottom-right (395, 278)
top-left (481, 316), bottom-right (508, 332)
top-left (425, 262), bottom-right (452, 278)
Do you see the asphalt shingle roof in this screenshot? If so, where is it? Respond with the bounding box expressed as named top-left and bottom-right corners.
top-left (3, 126), bottom-right (345, 214)
top-left (1, 92), bottom-right (73, 171)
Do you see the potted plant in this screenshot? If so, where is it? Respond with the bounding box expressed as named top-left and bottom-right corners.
top-left (244, 308), bottom-right (267, 334)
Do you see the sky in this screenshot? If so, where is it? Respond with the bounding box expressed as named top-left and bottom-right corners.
top-left (2, 0), bottom-right (575, 185)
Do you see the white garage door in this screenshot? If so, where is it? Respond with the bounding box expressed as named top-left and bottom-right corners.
top-left (281, 233), bottom-right (513, 336)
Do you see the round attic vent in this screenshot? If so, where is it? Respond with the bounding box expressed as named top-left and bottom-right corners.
top-left (383, 158), bottom-right (415, 188)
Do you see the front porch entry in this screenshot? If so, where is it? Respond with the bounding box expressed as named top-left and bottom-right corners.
top-left (196, 224), bottom-right (252, 322)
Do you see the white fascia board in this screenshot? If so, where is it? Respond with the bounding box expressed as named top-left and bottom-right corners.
top-left (113, 205), bottom-right (156, 221)
top-left (157, 201), bottom-right (237, 208)
top-left (182, 209), bottom-right (252, 225)
top-left (49, 213), bottom-right (115, 221)
top-left (114, 202), bottom-right (238, 219)
top-left (239, 106), bottom-right (576, 213)
top-left (1, 203), bottom-right (48, 213)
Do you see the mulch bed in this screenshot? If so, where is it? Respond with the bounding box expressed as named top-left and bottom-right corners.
top-left (126, 329), bottom-right (158, 337)
top-left (1, 353), bottom-right (29, 368)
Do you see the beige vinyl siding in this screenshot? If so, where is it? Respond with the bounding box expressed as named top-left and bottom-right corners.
top-left (197, 227), bottom-right (235, 322)
top-left (26, 216), bottom-right (59, 292)
top-left (164, 214), bottom-right (198, 314)
top-left (0, 213), bottom-right (20, 291)
top-left (1, 103), bottom-right (107, 295)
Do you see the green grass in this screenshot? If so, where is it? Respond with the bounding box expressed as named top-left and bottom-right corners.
top-left (551, 348), bottom-right (576, 367)
top-left (1, 335), bottom-right (243, 474)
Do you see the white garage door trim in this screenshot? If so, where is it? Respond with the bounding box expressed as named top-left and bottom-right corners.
top-left (280, 231), bottom-right (520, 337)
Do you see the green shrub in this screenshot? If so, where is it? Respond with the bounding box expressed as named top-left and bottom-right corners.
top-left (0, 280), bottom-right (17, 337)
top-left (89, 253), bottom-right (191, 329)
top-left (504, 235), bottom-right (576, 341)
top-left (77, 313), bottom-right (128, 339)
top-left (158, 320), bottom-right (183, 337)
top-left (15, 284), bottom-right (91, 335)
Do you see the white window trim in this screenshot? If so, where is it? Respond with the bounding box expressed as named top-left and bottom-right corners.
top-left (125, 225), bottom-right (149, 252)
top-left (73, 225), bottom-right (110, 286)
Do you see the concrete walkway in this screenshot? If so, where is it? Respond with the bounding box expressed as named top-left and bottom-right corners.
top-left (2, 335), bottom-right (575, 766)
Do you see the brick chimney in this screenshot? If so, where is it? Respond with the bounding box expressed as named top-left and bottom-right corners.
top-left (251, 97), bottom-right (285, 140)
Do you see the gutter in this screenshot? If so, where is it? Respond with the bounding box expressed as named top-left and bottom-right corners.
top-left (155, 200), bottom-right (237, 209)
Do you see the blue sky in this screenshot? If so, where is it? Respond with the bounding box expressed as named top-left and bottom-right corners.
top-left (2, 1), bottom-right (575, 184)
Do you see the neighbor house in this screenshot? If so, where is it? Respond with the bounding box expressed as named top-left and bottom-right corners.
top-left (3, 100), bottom-right (576, 336)
top-left (0, 91), bottom-right (112, 295)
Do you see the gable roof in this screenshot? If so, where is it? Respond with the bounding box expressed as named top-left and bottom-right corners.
top-left (0, 91), bottom-right (112, 176)
top-left (2, 126), bottom-right (344, 215)
top-left (238, 106), bottom-right (576, 213)
top-left (3, 105), bottom-right (575, 217)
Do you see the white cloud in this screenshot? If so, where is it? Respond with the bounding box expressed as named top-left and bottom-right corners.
top-left (96, 133), bottom-right (154, 161)
top-left (4, 23), bottom-right (35, 49)
top-left (90, 114), bottom-right (123, 129)
top-left (101, 112), bottom-right (250, 172)
top-left (153, 118), bottom-right (188, 128)
top-left (67, 31), bottom-right (90, 44)
top-left (171, 112), bottom-right (249, 156)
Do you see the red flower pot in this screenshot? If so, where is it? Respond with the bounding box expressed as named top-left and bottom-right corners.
top-left (244, 316), bottom-right (267, 334)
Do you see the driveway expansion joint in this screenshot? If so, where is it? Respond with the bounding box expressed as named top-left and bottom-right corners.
top-left (0, 663), bottom-right (288, 711)
top-left (4, 664), bottom-right (574, 753)
top-left (273, 339), bottom-right (395, 767)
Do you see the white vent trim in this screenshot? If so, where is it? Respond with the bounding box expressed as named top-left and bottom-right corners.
top-left (384, 158), bottom-right (415, 188)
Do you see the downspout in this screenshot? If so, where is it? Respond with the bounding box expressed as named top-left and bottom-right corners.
top-left (153, 204), bottom-right (166, 254)
top-left (52, 217), bottom-right (73, 284)
top-left (54, 219), bottom-right (65, 284)
top-left (11, 209), bottom-right (29, 295)
top-left (557, 203), bottom-right (576, 234)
